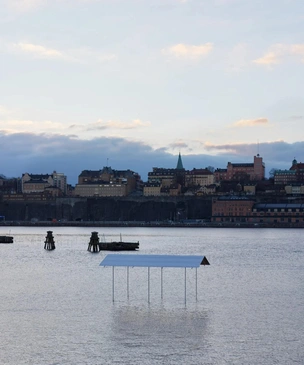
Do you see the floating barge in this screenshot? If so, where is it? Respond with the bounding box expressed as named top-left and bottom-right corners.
top-left (0, 236), bottom-right (13, 244)
top-left (87, 232), bottom-right (139, 252)
top-left (99, 240), bottom-right (139, 251)
top-left (99, 233), bottom-right (139, 251)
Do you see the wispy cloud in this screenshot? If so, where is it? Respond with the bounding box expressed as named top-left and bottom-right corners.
top-left (70, 119), bottom-right (151, 131)
top-left (0, 119), bottom-right (68, 135)
top-left (169, 141), bottom-right (189, 150)
top-left (1, 40), bottom-right (117, 64)
top-left (253, 43), bottom-right (304, 66)
top-left (233, 118), bottom-right (269, 127)
top-left (13, 42), bottom-right (65, 59)
top-left (253, 52), bottom-right (279, 66)
top-left (290, 44), bottom-right (304, 62)
top-left (162, 43), bottom-right (213, 59)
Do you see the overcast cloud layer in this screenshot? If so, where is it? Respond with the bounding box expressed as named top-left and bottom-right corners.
top-left (1, 131), bottom-right (302, 184)
top-left (0, 0), bottom-right (304, 183)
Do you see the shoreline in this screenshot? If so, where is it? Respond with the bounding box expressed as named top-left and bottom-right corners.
top-left (1, 221), bottom-right (304, 229)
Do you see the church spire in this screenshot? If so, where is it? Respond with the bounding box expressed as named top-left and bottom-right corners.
top-left (176, 152), bottom-right (184, 170)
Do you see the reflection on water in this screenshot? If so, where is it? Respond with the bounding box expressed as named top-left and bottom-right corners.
top-left (0, 226), bottom-right (303, 364)
top-left (109, 305), bottom-right (210, 364)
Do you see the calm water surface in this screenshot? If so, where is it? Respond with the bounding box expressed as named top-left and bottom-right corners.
top-left (0, 227), bottom-right (303, 364)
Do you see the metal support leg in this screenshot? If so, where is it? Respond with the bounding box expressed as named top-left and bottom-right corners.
top-left (196, 268), bottom-right (198, 301)
top-left (112, 266), bottom-right (115, 302)
top-left (184, 268), bottom-right (187, 305)
top-left (148, 267), bottom-right (150, 303)
top-left (127, 266), bottom-right (129, 300)
top-left (161, 267), bottom-right (163, 300)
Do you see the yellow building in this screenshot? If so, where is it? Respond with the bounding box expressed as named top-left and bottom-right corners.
top-left (143, 183), bottom-right (161, 196)
top-left (185, 168), bottom-right (214, 187)
top-left (74, 183), bottom-right (128, 197)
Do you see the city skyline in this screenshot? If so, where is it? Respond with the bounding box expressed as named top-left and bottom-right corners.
top-left (1, 0), bottom-right (304, 183)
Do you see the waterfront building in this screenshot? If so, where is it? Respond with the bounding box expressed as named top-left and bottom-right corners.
top-left (52, 171), bottom-right (67, 194)
top-left (143, 183), bottom-right (161, 196)
top-left (250, 203), bottom-right (304, 224)
top-left (185, 168), bottom-right (214, 187)
top-left (74, 182), bottom-right (128, 197)
top-left (274, 158), bottom-right (304, 185)
top-left (274, 169), bottom-right (297, 185)
top-left (285, 183), bottom-right (304, 195)
top-left (75, 167), bottom-right (140, 197)
top-left (289, 158), bottom-right (304, 182)
top-left (21, 171), bottom-right (67, 195)
top-left (212, 197), bottom-right (304, 225)
top-left (146, 153), bottom-right (186, 195)
top-left (147, 168), bottom-right (176, 187)
top-left (243, 183), bottom-right (256, 195)
top-left (146, 153), bottom-right (215, 196)
top-left (212, 196), bottom-right (255, 222)
top-left (0, 175), bottom-right (19, 194)
top-left (198, 184), bottom-right (217, 195)
top-left (214, 155), bottom-right (265, 182)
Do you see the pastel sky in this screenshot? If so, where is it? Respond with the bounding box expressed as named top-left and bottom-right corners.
top-left (1, 0), bottom-right (304, 184)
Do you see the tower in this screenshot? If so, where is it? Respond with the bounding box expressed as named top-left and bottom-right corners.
top-left (175, 152), bottom-right (185, 187)
top-left (176, 152), bottom-right (184, 170)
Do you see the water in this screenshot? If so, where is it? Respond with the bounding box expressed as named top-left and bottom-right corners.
top-left (0, 227), bottom-right (303, 364)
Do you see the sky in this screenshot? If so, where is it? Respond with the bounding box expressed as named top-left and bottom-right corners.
top-left (1, 0), bottom-right (304, 184)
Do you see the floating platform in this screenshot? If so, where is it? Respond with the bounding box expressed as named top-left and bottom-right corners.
top-left (0, 236), bottom-right (13, 244)
top-left (99, 241), bottom-right (139, 251)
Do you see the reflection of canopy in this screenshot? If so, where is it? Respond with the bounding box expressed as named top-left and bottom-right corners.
top-left (100, 254), bottom-right (210, 304)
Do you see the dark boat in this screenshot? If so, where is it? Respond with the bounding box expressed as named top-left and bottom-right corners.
top-left (99, 234), bottom-right (139, 251)
top-left (0, 236), bottom-right (13, 244)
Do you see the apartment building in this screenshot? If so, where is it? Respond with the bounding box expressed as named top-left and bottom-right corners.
top-left (21, 171), bottom-right (67, 195)
top-left (274, 158), bottom-right (304, 185)
top-left (185, 168), bottom-right (214, 187)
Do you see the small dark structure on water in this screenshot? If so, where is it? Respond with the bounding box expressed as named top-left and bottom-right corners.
top-left (99, 240), bottom-right (139, 251)
top-left (44, 231), bottom-right (56, 250)
top-left (99, 233), bottom-right (139, 251)
top-left (0, 236), bottom-right (13, 244)
top-left (88, 231), bottom-right (100, 253)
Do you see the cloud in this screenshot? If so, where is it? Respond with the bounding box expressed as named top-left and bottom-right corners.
top-left (291, 44), bottom-right (304, 62)
top-left (253, 43), bottom-right (304, 66)
top-left (70, 119), bottom-right (151, 131)
top-left (0, 119), bottom-right (68, 135)
top-left (1, 40), bottom-right (117, 64)
top-left (203, 140), bottom-right (304, 172)
top-left (1, 131), bottom-right (303, 182)
top-left (13, 42), bottom-right (66, 59)
top-left (162, 43), bottom-right (213, 59)
top-left (0, 105), bottom-right (11, 115)
top-left (168, 141), bottom-right (189, 150)
top-left (233, 118), bottom-right (269, 127)
top-left (253, 52), bottom-right (279, 66)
